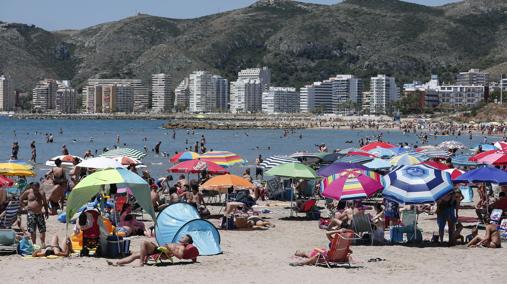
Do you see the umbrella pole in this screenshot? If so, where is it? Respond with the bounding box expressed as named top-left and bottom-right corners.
top-left (290, 179), bottom-right (294, 217)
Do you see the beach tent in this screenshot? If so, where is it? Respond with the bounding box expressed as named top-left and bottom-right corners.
top-left (155, 203), bottom-right (222, 256)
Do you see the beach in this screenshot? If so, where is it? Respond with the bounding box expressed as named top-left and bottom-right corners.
top-left (1, 198), bottom-right (505, 284)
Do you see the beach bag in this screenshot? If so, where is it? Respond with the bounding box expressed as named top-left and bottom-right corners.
top-left (105, 235), bottom-right (123, 258)
top-left (18, 237), bottom-right (34, 256)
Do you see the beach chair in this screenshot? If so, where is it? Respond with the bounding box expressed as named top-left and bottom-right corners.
top-left (0, 199), bottom-right (21, 229)
top-left (0, 229), bottom-right (17, 253)
top-left (145, 246), bottom-right (173, 265)
top-left (315, 230), bottom-right (358, 268)
top-left (400, 210), bottom-right (422, 242)
top-left (351, 213), bottom-right (374, 245)
top-left (293, 199), bottom-right (317, 217)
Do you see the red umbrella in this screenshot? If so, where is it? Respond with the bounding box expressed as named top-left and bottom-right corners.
top-left (168, 159), bottom-right (228, 174)
top-left (347, 151), bottom-right (377, 158)
top-left (445, 168), bottom-right (465, 180)
top-left (360, 142), bottom-right (395, 151)
top-left (494, 141), bottom-right (507, 151)
top-left (476, 152), bottom-right (507, 166)
top-left (469, 150), bottom-right (501, 162)
top-left (0, 175), bottom-right (14, 187)
top-left (421, 160), bottom-right (449, 170)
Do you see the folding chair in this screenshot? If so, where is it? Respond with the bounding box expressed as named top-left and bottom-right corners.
top-left (315, 230), bottom-right (360, 268)
top-left (351, 214), bottom-right (374, 245)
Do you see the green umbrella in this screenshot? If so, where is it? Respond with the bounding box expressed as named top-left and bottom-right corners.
top-left (265, 162), bottom-right (318, 217)
top-left (266, 162), bottom-right (318, 179)
top-left (100, 148), bottom-right (146, 160)
top-left (66, 168), bottom-right (156, 223)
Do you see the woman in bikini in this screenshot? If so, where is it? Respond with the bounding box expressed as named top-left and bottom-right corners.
top-left (32, 235), bottom-right (73, 257)
top-left (46, 158), bottom-right (67, 215)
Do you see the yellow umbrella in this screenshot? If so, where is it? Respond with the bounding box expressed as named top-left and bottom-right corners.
top-left (0, 162), bottom-right (35, 177)
top-left (200, 174), bottom-right (254, 193)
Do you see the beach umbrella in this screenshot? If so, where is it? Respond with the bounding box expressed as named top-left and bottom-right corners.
top-left (391, 147), bottom-right (410, 155)
top-left (45, 155), bottom-right (83, 168)
top-left (453, 166), bottom-right (507, 185)
top-left (390, 153), bottom-right (429, 166)
top-left (452, 155), bottom-right (479, 167)
top-left (367, 147), bottom-right (396, 158)
top-left (421, 160), bottom-right (450, 171)
top-left (438, 140), bottom-right (466, 150)
top-left (0, 161), bottom-right (35, 177)
top-left (364, 158), bottom-right (392, 170)
top-left (265, 162), bottom-right (318, 179)
top-left (76, 157), bottom-right (123, 169)
top-left (169, 151), bottom-right (200, 163)
top-left (67, 168), bottom-right (155, 222)
top-left (494, 141), bottom-right (507, 151)
top-left (469, 150), bottom-right (500, 162)
top-left (417, 148), bottom-right (451, 159)
top-left (168, 159), bottom-right (228, 174)
top-left (111, 156), bottom-right (142, 166)
top-left (471, 144), bottom-right (497, 152)
top-left (347, 151), bottom-right (377, 158)
top-left (100, 148), bottom-right (146, 160)
top-left (317, 162), bottom-right (368, 177)
top-left (382, 164), bottom-right (454, 204)
top-left (415, 145), bottom-right (440, 152)
top-left (444, 168), bottom-right (465, 180)
top-left (360, 142), bottom-right (395, 151)
top-left (476, 152), bottom-right (507, 166)
top-left (0, 175), bottom-right (14, 187)
top-left (320, 152), bottom-right (344, 164)
top-left (200, 174), bottom-right (254, 193)
top-left (290, 152), bottom-right (327, 165)
top-left (259, 155), bottom-right (300, 170)
top-left (199, 151), bottom-right (246, 168)
top-left (321, 169), bottom-right (383, 201)
top-left (337, 148), bottom-right (361, 155)
top-left (337, 155), bottom-right (374, 164)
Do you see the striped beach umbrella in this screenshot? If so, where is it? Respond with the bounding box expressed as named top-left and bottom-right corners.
top-left (317, 162), bottom-right (368, 177)
top-left (360, 142), bottom-right (395, 151)
top-left (476, 152), bottom-right (507, 166)
top-left (168, 160), bottom-right (228, 174)
top-left (469, 150), bottom-right (499, 162)
top-left (390, 153), bottom-right (429, 166)
top-left (347, 151), bottom-right (377, 158)
top-left (199, 151), bottom-right (246, 168)
top-left (444, 168), bottom-right (465, 180)
top-left (438, 140), bottom-right (466, 150)
top-left (368, 147), bottom-right (396, 158)
top-left (259, 155), bottom-right (300, 170)
top-left (421, 160), bottom-right (450, 171)
top-left (452, 155), bottom-right (479, 167)
top-left (321, 169), bottom-right (383, 201)
top-left (494, 141), bottom-right (507, 151)
top-left (100, 148), bottom-right (146, 160)
top-left (417, 148), bottom-right (451, 159)
top-left (382, 164), bottom-right (454, 204)
top-left (169, 151), bottom-right (200, 163)
top-left (337, 155), bottom-right (374, 164)
top-left (364, 158), bottom-right (392, 170)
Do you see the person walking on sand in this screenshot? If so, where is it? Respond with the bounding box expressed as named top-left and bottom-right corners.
top-left (20, 182), bottom-right (49, 245)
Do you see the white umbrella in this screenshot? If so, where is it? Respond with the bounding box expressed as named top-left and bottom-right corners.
top-left (45, 155), bottom-right (83, 168)
top-left (76, 157), bottom-right (123, 169)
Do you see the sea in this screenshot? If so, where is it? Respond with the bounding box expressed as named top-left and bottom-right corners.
top-left (0, 116), bottom-right (494, 180)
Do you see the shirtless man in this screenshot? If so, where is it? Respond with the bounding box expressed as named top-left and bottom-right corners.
top-left (107, 235), bottom-right (198, 267)
top-left (20, 182), bottom-right (49, 245)
top-left (467, 221), bottom-right (502, 248)
top-left (46, 158), bottom-right (67, 215)
top-left (327, 201), bottom-right (357, 230)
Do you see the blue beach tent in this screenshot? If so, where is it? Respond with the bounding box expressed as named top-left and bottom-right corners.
top-left (155, 203), bottom-right (222, 256)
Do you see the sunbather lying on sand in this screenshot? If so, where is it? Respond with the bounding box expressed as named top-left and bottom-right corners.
top-left (107, 234), bottom-right (199, 267)
top-left (32, 235), bottom-right (73, 257)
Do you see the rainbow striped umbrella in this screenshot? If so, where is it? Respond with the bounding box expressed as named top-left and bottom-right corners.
top-left (321, 169), bottom-right (383, 201)
top-left (199, 151), bottom-right (246, 167)
top-left (170, 151), bottom-right (200, 163)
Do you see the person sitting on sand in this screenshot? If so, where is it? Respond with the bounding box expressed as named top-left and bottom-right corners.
top-left (467, 220), bottom-right (501, 248)
top-left (290, 229), bottom-right (353, 266)
top-left (32, 235), bottom-right (73, 257)
top-left (326, 201), bottom-right (356, 230)
top-left (107, 234), bottom-right (199, 267)
top-left (453, 222), bottom-right (465, 244)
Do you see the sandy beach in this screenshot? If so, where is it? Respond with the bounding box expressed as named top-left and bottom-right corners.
top-left (1, 196), bottom-right (505, 284)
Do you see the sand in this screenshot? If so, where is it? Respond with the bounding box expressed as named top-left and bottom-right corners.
top-left (0, 200), bottom-right (505, 284)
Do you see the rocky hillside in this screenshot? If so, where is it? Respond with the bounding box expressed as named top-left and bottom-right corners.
top-left (1, 0), bottom-right (507, 92)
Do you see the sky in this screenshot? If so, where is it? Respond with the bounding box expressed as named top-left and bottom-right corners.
top-left (0, 0), bottom-right (461, 31)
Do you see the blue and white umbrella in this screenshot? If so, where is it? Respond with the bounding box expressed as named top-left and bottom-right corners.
top-left (368, 147), bottom-right (396, 158)
top-left (259, 155), bottom-right (300, 170)
top-left (382, 164), bottom-right (454, 205)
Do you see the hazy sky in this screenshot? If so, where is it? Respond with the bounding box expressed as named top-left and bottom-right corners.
top-left (0, 0), bottom-right (461, 31)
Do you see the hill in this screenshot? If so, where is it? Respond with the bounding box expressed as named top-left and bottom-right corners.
top-left (1, 0), bottom-right (507, 92)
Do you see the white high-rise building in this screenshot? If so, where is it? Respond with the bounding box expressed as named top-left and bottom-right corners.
top-left (212, 75), bottom-right (229, 112)
top-left (299, 81), bottom-right (333, 113)
top-left (437, 85), bottom-right (485, 108)
top-left (370, 75), bottom-right (399, 115)
top-left (230, 79), bottom-right (262, 113)
top-left (262, 87), bottom-right (299, 114)
top-left (55, 80), bottom-right (77, 113)
top-left (151, 73), bottom-right (173, 113)
top-left (32, 79), bottom-right (58, 111)
top-left (230, 67), bottom-right (271, 113)
top-left (331, 75), bottom-right (363, 114)
top-left (0, 75), bottom-right (15, 111)
top-left (174, 78), bottom-right (190, 111)
top-left (188, 71), bottom-right (215, 113)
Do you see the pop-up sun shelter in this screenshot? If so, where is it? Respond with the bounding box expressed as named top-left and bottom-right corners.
top-left (155, 203), bottom-right (222, 256)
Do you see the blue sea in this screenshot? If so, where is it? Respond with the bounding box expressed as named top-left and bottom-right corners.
top-left (0, 116), bottom-right (493, 180)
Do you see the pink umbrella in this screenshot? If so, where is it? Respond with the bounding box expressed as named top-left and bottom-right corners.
top-left (168, 159), bottom-right (228, 174)
top-left (494, 141), bottom-right (507, 151)
top-left (477, 152), bottom-right (507, 166)
top-left (321, 169), bottom-right (383, 201)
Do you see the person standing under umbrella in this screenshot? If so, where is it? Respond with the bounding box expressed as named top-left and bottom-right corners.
top-left (436, 191), bottom-right (457, 245)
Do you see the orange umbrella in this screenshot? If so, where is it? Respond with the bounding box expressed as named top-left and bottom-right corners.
top-left (200, 174), bottom-right (254, 193)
